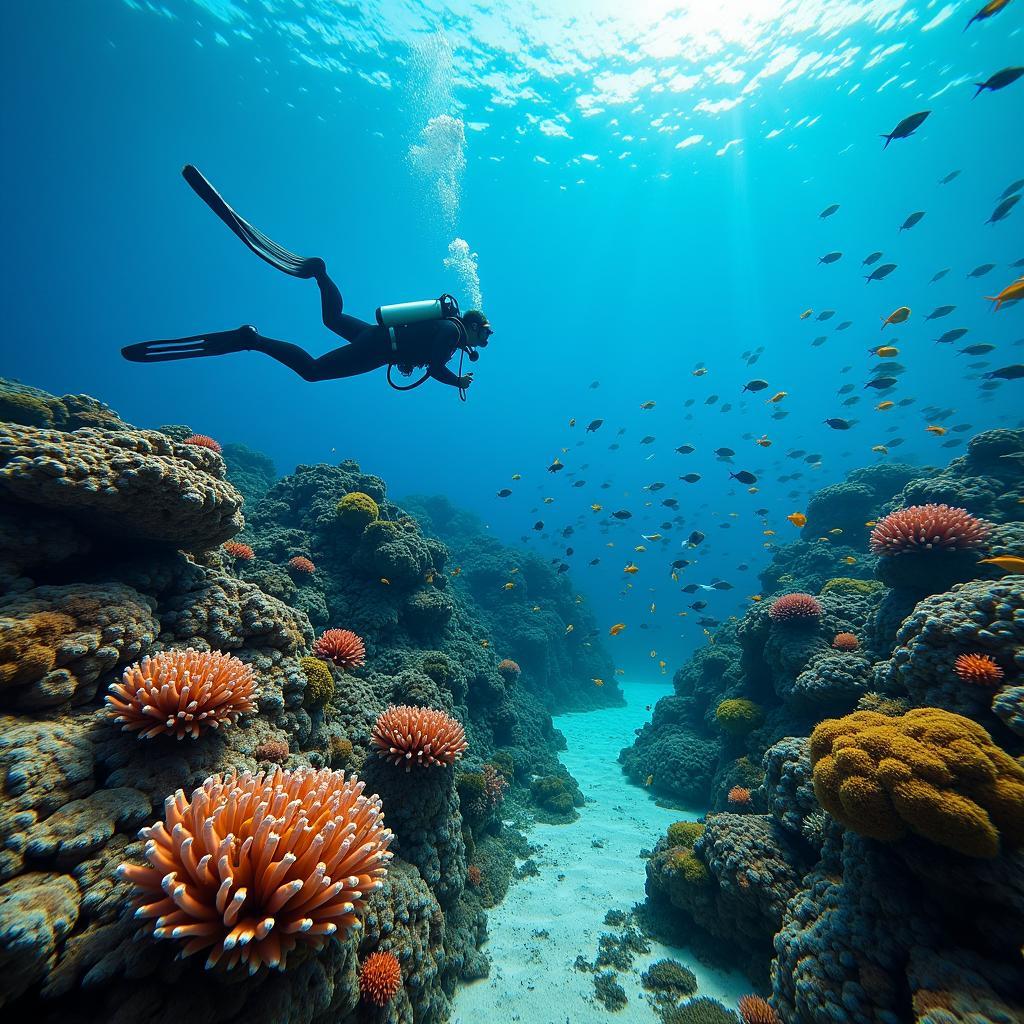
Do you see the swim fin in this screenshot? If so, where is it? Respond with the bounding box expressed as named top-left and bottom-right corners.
top-left (121, 325), bottom-right (258, 363)
top-left (182, 165), bottom-right (322, 278)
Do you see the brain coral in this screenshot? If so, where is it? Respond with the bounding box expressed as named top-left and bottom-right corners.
top-left (336, 490), bottom-right (380, 530)
top-left (372, 705), bottom-right (468, 771)
top-left (869, 504), bottom-right (990, 556)
top-left (715, 698), bottom-right (764, 735)
top-left (105, 648), bottom-right (256, 740)
top-left (117, 767), bottom-right (393, 972)
top-left (810, 708), bottom-right (1024, 857)
top-left (313, 628), bottom-right (366, 670)
top-left (768, 593), bottom-right (822, 624)
top-left (359, 950), bottom-right (402, 1005)
top-left (0, 423), bottom-right (244, 549)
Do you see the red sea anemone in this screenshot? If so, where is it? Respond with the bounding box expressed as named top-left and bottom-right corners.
top-left (371, 705), bottom-right (469, 771)
top-left (182, 433), bottom-right (222, 454)
top-left (954, 653), bottom-right (1005, 687)
top-left (497, 658), bottom-right (521, 681)
top-left (727, 786), bottom-right (752, 806)
top-left (223, 541), bottom-right (255, 561)
top-left (106, 649), bottom-right (256, 740)
top-left (738, 995), bottom-right (780, 1024)
top-left (288, 555), bottom-right (316, 574)
top-left (313, 628), bottom-right (366, 670)
top-left (769, 593), bottom-right (822, 624)
top-left (833, 632), bottom-right (860, 652)
top-left (359, 951), bottom-right (402, 1006)
top-left (869, 504), bottom-right (990, 556)
top-left (118, 767), bottom-right (392, 973)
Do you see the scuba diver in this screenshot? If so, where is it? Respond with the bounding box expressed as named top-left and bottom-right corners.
top-left (122, 166), bottom-right (492, 398)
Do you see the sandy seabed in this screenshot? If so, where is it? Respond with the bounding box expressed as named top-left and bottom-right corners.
top-left (453, 679), bottom-right (749, 1024)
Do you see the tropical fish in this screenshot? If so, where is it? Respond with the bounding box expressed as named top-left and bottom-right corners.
top-left (966, 0), bottom-right (1014, 31)
top-left (899, 211), bottom-right (925, 231)
top-left (926, 425), bottom-right (947, 435)
top-left (1000, 179), bottom-right (1024, 200)
top-left (787, 512), bottom-right (807, 527)
top-left (496, 488), bottom-right (512, 497)
top-left (743, 379), bottom-right (769, 392)
top-left (548, 458), bottom-right (563, 473)
top-left (866, 376), bottom-right (899, 389)
top-left (767, 391), bottom-right (787, 403)
top-left (511, 473), bottom-right (521, 480)
top-left (987, 195), bottom-right (1020, 224)
top-left (675, 444), bottom-right (695, 454)
top-left (874, 346), bottom-right (899, 358)
top-left (882, 306), bottom-right (910, 329)
top-left (925, 305), bottom-right (955, 321)
top-left (881, 110), bottom-right (929, 148)
top-left (586, 419), bottom-right (604, 432)
top-left (817, 310), bottom-right (835, 321)
top-left (565, 624), bottom-right (574, 634)
top-left (819, 251), bottom-right (842, 264)
top-left (687, 531), bottom-right (705, 546)
top-left (984, 364), bottom-right (1024, 380)
top-left (979, 555), bottom-right (1024, 572)
top-left (730, 471), bottom-right (757, 485)
top-left (800, 309), bottom-right (813, 320)
top-left (842, 556), bottom-right (858, 564)
top-left (935, 328), bottom-right (968, 344)
top-left (502, 582), bottom-right (516, 590)
top-left (939, 170), bottom-right (961, 184)
top-left (930, 268), bottom-right (951, 284)
top-left (591, 503), bottom-right (603, 512)
top-left (986, 276), bottom-right (1024, 311)
top-left (968, 264), bottom-right (996, 278)
top-left (593, 678), bottom-right (604, 687)
top-left (533, 521), bottom-right (544, 530)
top-left (819, 203), bottom-right (840, 218)
top-left (568, 418), bottom-right (575, 427)
top-left (876, 401), bottom-right (895, 411)
top-left (755, 435), bottom-right (772, 447)
top-left (837, 321), bottom-right (852, 331)
top-left (640, 400), bottom-right (656, 410)
top-left (693, 367), bottom-right (709, 377)
top-left (623, 563), bottom-right (639, 575)
top-left (825, 418), bottom-right (853, 430)
top-left (612, 510), bottom-right (632, 519)
top-left (714, 447), bottom-right (736, 457)
top-left (959, 344), bottom-right (995, 356)
top-left (640, 435), bottom-right (656, 445)
top-left (863, 251), bottom-right (883, 266)
top-left (380, 578), bottom-right (390, 585)
top-left (866, 263), bottom-right (897, 283)
top-left (680, 473), bottom-right (701, 483)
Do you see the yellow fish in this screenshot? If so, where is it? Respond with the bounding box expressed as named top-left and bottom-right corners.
top-left (671, 571), bottom-right (679, 582)
top-left (561, 446), bottom-right (569, 454)
top-left (875, 346), bottom-right (899, 358)
top-left (635, 544), bottom-right (647, 552)
top-left (872, 445), bottom-right (889, 454)
top-left (987, 275), bottom-right (1024, 311)
top-left (544, 497), bottom-right (555, 504)
top-left (842, 556), bottom-right (857, 564)
top-left (645, 774), bottom-right (654, 787)
top-left (643, 533), bottom-right (662, 541)
top-left (830, 528), bottom-right (843, 535)
top-left (650, 603), bottom-right (656, 613)
top-left (425, 572), bottom-right (434, 583)
top-left (512, 473), bottom-right (522, 480)
top-left (658, 660), bottom-right (666, 669)
top-left (532, 605), bottom-right (541, 612)
top-left (624, 563), bottom-right (640, 574)
top-left (692, 367), bottom-right (708, 377)
top-left (881, 305), bottom-right (910, 330)
top-left (767, 391), bottom-right (787, 403)
top-left (979, 556), bottom-right (1024, 573)
top-left (876, 401), bottom-right (895, 411)
top-left (606, 542), bottom-right (616, 548)
top-left (787, 512), bottom-right (808, 528)
top-left (865, 520), bottom-right (878, 527)
top-left (591, 503), bottom-right (603, 512)
top-left (593, 678), bottom-right (604, 687)
top-left (451, 566), bottom-right (462, 576)
top-left (481, 640), bottom-right (489, 648)
top-left (763, 529), bottom-right (776, 536)
top-left (502, 582), bottom-right (515, 590)
top-left (565, 624), bottom-right (574, 634)
top-left (750, 594), bottom-right (762, 602)
top-left (609, 622), bottom-right (627, 636)
top-left (640, 400), bottom-right (656, 410)
top-left (380, 578), bottom-right (390, 585)
top-left (926, 425), bottom-right (947, 436)
top-left (800, 308), bottom-right (813, 319)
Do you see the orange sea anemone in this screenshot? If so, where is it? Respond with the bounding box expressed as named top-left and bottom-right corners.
top-left (769, 593), bottom-right (822, 623)
top-left (738, 995), bottom-right (780, 1024)
top-left (727, 786), bottom-right (752, 806)
top-left (182, 433), bottom-right (222, 454)
top-left (313, 628), bottom-right (366, 671)
top-left (359, 950), bottom-right (402, 1006)
top-left (288, 555), bottom-right (316, 574)
top-left (117, 767), bottom-right (393, 973)
top-left (223, 540), bottom-right (255, 561)
top-left (869, 504), bottom-right (990, 556)
top-left (371, 705), bottom-right (468, 771)
top-left (106, 649), bottom-right (256, 740)
top-left (833, 632), bottom-right (860, 652)
top-left (497, 658), bottom-right (521, 681)
top-left (954, 652), bottom-right (1005, 687)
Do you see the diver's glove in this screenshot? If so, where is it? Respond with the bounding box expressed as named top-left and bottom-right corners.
top-left (457, 373), bottom-right (474, 389)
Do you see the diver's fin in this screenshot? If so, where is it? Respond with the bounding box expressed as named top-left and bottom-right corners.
top-left (182, 165), bottom-right (322, 278)
top-left (122, 326), bottom-right (258, 363)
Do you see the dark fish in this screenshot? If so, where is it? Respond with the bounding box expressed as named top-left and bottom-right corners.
top-left (1000, 179), bottom-right (1024, 200)
top-left (842, 397), bottom-right (860, 407)
top-left (557, 563), bottom-right (569, 574)
top-left (565, 547), bottom-right (574, 556)
top-left (805, 453), bottom-right (823, 463)
top-left (930, 268), bottom-right (950, 283)
top-left (640, 435), bottom-right (656, 444)
top-left (671, 559), bottom-right (688, 570)
top-left (863, 251), bottom-right (883, 266)
top-left (662, 497), bottom-right (679, 508)
top-left (788, 449), bottom-right (807, 457)
top-left (714, 447), bottom-right (735, 457)
top-left (675, 444), bottom-right (695, 454)
top-left (496, 488), bottom-right (512, 497)
top-left (837, 321), bottom-right (852, 331)
top-left (889, 437), bottom-right (905, 447)
top-left (825, 418), bottom-right (853, 430)
top-left (968, 264), bottom-right (996, 278)
top-left (819, 251), bottom-right (842, 264)
top-left (690, 600), bottom-right (707, 611)
top-left (881, 110), bottom-right (929, 148)
top-left (812, 336), bottom-right (827, 347)
top-left (680, 473), bottom-right (701, 483)
top-left (721, 403), bottom-right (733, 413)
top-left (772, 410), bottom-right (789, 420)
top-left (730, 471), bottom-right (757, 485)
top-left (985, 365), bottom-right (1024, 380)
top-left (939, 170), bottom-right (961, 185)
top-left (899, 210), bottom-right (925, 231)
top-left (941, 438), bottom-right (962, 448)
top-left (612, 510), bottom-right (632, 519)
top-left (838, 384), bottom-right (854, 395)
top-left (988, 195), bottom-right (1020, 224)
top-left (548, 460), bottom-right (564, 473)
top-left (609, 443), bottom-right (620, 451)
top-left (589, 380), bottom-right (600, 389)
top-left (586, 419), bottom-right (603, 432)
top-left (935, 328), bottom-right (968, 344)
top-left (711, 581), bottom-right (733, 591)
top-left (572, 480), bottom-right (586, 488)
top-left (819, 203), bottom-right (840, 218)
top-left (865, 376), bottom-right (899, 389)
top-left (683, 399), bottom-right (695, 408)
top-left (687, 531), bottom-right (705, 546)
top-left (705, 395), bottom-right (719, 405)
top-left (865, 263), bottom-right (897, 283)
top-left (681, 583), bottom-right (699, 593)
top-left (974, 67), bottom-right (1024, 97)
top-left (817, 309), bottom-right (835, 321)
top-left (589, 558), bottom-right (600, 565)
top-left (959, 344), bottom-right (995, 356)
top-left (697, 617), bottom-right (721, 628)
top-left (926, 305), bottom-right (955, 320)
top-left (875, 361), bottom-right (905, 373)
top-left (743, 379), bottom-right (769, 392)
top-left (646, 482), bottom-right (666, 491)
top-left (617, 427), bottom-right (627, 435)
top-left (533, 521), bottom-right (544, 530)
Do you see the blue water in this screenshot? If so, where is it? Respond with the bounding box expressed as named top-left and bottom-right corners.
top-left (3, 0), bottom-right (1022, 674)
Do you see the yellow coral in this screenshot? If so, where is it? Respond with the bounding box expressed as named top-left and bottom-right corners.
top-left (820, 577), bottom-right (883, 596)
top-left (0, 611), bottom-right (76, 689)
top-left (300, 656), bottom-right (335, 706)
top-left (669, 848), bottom-right (710, 884)
top-left (810, 708), bottom-right (1024, 858)
top-left (667, 821), bottom-right (705, 849)
top-left (336, 491), bottom-right (380, 530)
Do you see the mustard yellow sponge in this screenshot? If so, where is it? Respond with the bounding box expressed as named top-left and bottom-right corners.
top-left (820, 577), bottom-right (884, 596)
top-left (336, 491), bottom-right (380, 530)
top-left (715, 698), bottom-right (763, 735)
top-left (810, 707), bottom-right (1024, 858)
top-left (300, 656), bottom-right (335, 706)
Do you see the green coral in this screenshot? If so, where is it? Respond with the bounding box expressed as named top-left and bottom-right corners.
top-left (329, 735), bottom-right (353, 766)
top-left (668, 849), bottom-right (710, 885)
top-left (420, 652), bottom-right (453, 686)
top-left (666, 821), bottom-right (704, 850)
top-left (593, 970), bottom-right (627, 1011)
top-left (531, 775), bottom-right (576, 814)
top-left (820, 577), bottom-right (884, 596)
top-left (490, 751), bottom-right (515, 780)
top-left (641, 959), bottom-right (698, 998)
top-left (660, 997), bottom-right (740, 1024)
top-left (714, 698), bottom-right (763, 735)
top-left (0, 391), bottom-right (59, 428)
top-left (299, 656), bottom-right (335, 706)
top-left (336, 490), bottom-right (379, 530)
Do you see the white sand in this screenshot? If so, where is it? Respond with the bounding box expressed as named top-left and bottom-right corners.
top-left (452, 679), bottom-right (750, 1024)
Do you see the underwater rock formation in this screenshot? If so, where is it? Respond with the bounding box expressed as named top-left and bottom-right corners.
top-left (0, 380), bottom-right (585, 1021)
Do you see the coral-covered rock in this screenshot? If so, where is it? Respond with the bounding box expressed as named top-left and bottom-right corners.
top-left (759, 737), bottom-right (818, 839)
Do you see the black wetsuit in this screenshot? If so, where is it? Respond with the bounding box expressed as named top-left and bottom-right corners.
top-left (244, 271), bottom-right (464, 386)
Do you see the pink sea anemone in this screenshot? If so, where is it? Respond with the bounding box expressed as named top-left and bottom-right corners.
top-left (288, 555), bottom-right (316, 574)
top-left (869, 504), bottom-right (990, 556)
top-left (313, 628), bottom-right (366, 671)
top-left (182, 433), bottom-right (222, 454)
top-left (223, 541), bottom-right (254, 561)
top-left (769, 593), bottom-right (822, 624)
